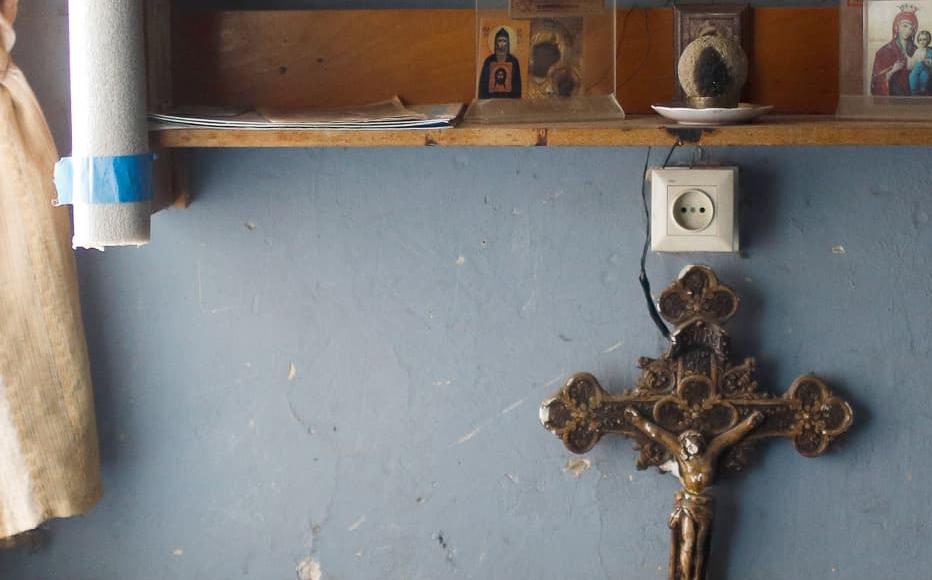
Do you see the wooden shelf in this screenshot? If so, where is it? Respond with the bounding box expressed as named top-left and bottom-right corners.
top-left (149, 116), bottom-right (932, 148)
top-left (142, 5), bottom-right (927, 210)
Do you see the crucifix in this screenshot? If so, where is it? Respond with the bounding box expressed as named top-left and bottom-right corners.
top-left (539, 265), bottom-right (854, 580)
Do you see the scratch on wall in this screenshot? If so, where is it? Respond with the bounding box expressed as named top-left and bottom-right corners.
top-left (451, 398), bottom-right (527, 446)
top-left (286, 397), bottom-right (316, 436)
top-left (543, 374), bottom-right (564, 389)
top-left (501, 399), bottom-right (524, 414)
top-left (602, 341), bottom-right (624, 353)
top-left (348, 516), bottom-right (366, 531)
top-left (454, 427), bottom-right (481, 445)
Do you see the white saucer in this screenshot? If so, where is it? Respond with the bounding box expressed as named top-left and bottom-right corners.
top-left (651, 103), bottom-right (773, 126)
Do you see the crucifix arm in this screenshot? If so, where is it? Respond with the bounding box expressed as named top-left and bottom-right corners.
top-left (624, 407), bottom-right (681, 454)
top-left (707, 411), bottom-right (765, 460)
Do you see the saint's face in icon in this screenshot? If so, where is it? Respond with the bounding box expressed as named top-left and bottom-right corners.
top-left (496, 33), bottom-right (510, 56)
top-left (494, 68), bottom-right (508, 86)
top-left (919, 30), bottom-right (931, 48)
top-left (899, 18), bottom-right (916, 42)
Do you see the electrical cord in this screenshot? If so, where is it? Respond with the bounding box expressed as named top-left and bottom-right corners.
top-left (661, 143), bottom-right (679, 169)
top-left (616, 5), bottom-right (651, 92)
top-left (638, 143), bottom-right (680, 342)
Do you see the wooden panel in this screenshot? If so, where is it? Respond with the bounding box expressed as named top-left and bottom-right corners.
top-left (747, 8), bottom-right (839, 113)
top-left (151, 116), bottom-right (932, 148)
top-left (170, 7), bottom-right (838, 115)
top-left (172, 9), bottom-right (475, 110)
top-left (614, 8), bottom-right (676, 114)
top-left (145, 0), bottom-right (173, 112)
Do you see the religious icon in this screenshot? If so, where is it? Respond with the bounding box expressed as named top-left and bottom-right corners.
top-left (867, 2), bottom-right (932, 96)
top-left (673, 5), bottom-right (750, 102)
top-left (488, 62), bottom-right (514, 94)
top-left (540, 266), bottom-right (854, 580)
top-left (510, 0), bottom-right (604, 19)
top-left (528, 17), bottom-right (584, 99)
top-left (477, 21), bottom-right (528, 99)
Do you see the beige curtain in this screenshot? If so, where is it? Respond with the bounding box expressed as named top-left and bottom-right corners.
top-left (0, 0), bottom-right (101, 539)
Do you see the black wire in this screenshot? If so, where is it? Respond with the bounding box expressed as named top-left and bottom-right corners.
top-left (617, 5), bottom-right (651, 92)
top-left (638, 143), bottom-right (680, 342)
top-left (661, 142), bottom-right (678, 169)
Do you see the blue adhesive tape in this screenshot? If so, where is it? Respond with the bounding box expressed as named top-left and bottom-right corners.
top-left (54, 153), bottom-right (155, 205)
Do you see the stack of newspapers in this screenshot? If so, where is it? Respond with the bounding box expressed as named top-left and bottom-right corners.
top-left (149, 97), bottom-right (464, 131)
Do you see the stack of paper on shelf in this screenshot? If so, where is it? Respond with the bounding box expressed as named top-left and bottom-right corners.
top-left (149, 97), bottom-right (464, 131)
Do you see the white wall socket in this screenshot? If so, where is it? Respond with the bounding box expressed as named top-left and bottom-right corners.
top-left (650, 167), bottom-right (738, 253)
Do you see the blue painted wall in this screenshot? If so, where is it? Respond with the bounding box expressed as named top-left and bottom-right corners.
top-left (3, 2), bottom-right (932, 579)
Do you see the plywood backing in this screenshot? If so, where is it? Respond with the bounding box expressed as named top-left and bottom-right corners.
top-left (170, 7), bottom-right (839, 115)
top-left (172, 9), bottom-right (475, 111)
top-left (746, 8), bottom-right (839, 114)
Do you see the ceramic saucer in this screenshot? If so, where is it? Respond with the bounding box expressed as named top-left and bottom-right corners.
top-left (651, 103), bottom-right (773, 126)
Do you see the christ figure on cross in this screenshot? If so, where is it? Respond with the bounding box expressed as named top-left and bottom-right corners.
top-left (624, 407), bottom-right (765, 580)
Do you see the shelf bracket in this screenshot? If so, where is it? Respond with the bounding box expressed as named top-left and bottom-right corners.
top-left (145, 0), bottom-right (190, 211)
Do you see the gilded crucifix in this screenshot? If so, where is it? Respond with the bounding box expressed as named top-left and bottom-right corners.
top-left (539, 265), bottom-right (853, 580)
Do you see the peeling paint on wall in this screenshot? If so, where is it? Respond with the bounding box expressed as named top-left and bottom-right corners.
top-left (296, 557), bottom-right (321, 580)
top-left (563, 458), bottom-right (592, 477)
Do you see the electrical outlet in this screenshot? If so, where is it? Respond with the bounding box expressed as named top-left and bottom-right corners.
top-left (650, 167), bottom-right (738, 253)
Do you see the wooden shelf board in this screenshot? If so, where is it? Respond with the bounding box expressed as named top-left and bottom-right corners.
top-left (150, 116), bottom-right (932, 148)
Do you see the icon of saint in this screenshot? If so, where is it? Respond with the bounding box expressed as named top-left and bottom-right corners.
top-left (479, 27), bottom-right (522, 99)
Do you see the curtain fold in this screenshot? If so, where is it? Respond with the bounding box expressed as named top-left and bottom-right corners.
top-left (0, 0), bottom-right (101, 539)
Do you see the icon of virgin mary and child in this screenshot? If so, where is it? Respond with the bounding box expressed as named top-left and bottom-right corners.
top-left (871, 4), bottom-right (932, 96)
